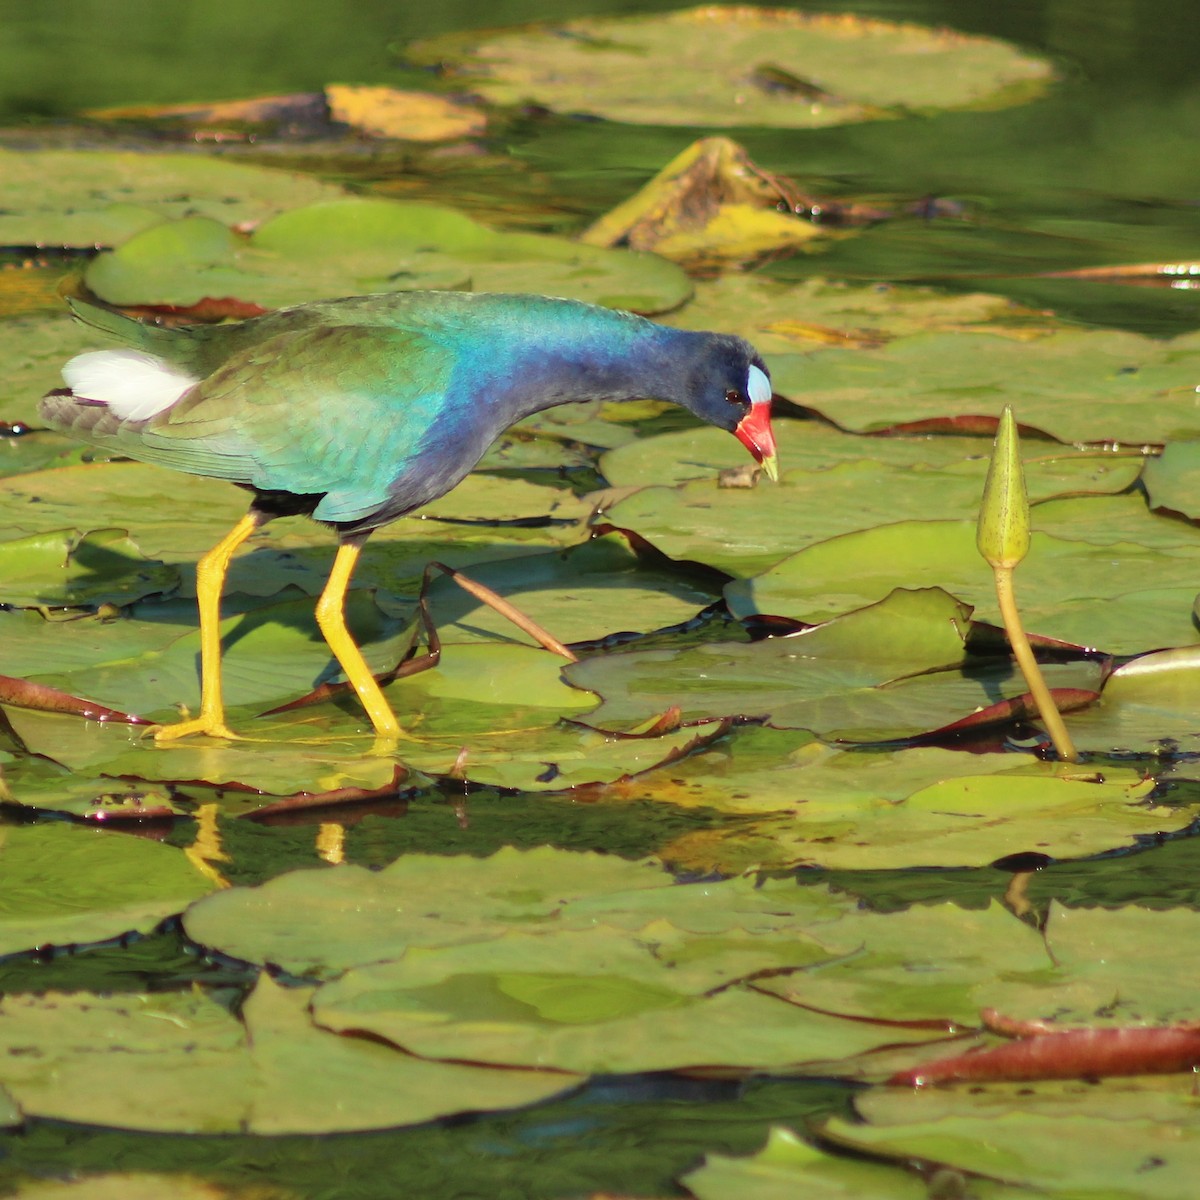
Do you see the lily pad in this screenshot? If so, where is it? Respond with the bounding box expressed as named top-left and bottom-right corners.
top-left (0, 148), bottom-right (349, 249)
top-left (0, 314), bottom-right (111, 428)
top-left (1142, 440), bottom-right (1200, 519)
top-left (602, 446), bottom-right (1141, 576)
top-left (825, 1079), bottom-right (1200, 1196)
top-left (647, 743), bottom-right (1183, 872)
top-left (2, 755), bottom-right (184, 819)
top-left (663, 274), bottom-right (1060, 357)
top-left (416, 535), bottom-right (721, 649)
top-left (1065, 646), bottom-right (1200, 755)
top-left (565, 586), bottom-right (1103, 739)
top-left (0, 460), bottom-right (587, 597)
top-left (767, 327), bottom-right (1200, 444)
top-left (85, 198), bottom-right (692, 314)
top-left (184, 847), bottom-right (678, 978)
top-left (726, 519), bottom-right (1200, 655)
top-left (411, 7), bottom-right (1054, 129)
top-left (0, 975), bottom-right (577, 1134)
top-left (0, 527), bottom-right (178, 609)
top-left (683, 1126), bottom-right (937, 1200)
top-left (0, 822), bottom-right (215, 957)
top-left (312, 924), bottom-right (947, 1075)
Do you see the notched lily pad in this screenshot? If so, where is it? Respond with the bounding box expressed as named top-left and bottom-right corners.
top-left (768, 326), bottom-right (1200, 445)
top-left (84, 197), bottom-right (692, 315)
top-left (0, 976), bottom-right (576, 1134)
top-left (0, 822), bottom-right (215, 957)
top-left (183, 846), bottom-right (678, 978)
top-left (0, 148), bottom-right (349, 249)
top-left (0, 527), bottom-right (178, 609)
top-left (411, 6), bottom-right (1054, 129)
top-left (727, 519), bottom-right (1200, 656)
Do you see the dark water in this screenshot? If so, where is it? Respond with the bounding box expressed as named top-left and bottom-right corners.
top-left (3, 0), bottom-right (1200, 1195)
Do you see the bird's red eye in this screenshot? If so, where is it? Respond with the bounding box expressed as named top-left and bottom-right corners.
top-left (725, 389), bottom-right (747, 407)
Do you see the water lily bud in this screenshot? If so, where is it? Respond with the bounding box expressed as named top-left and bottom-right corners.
top-left (977, 406), bottom-right (1030, 570)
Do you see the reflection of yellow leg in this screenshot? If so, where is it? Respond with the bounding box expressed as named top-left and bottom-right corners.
top-left (155, 512), bottom-right (263, 743)
top-left (315, 535), bottom-right (403, 739)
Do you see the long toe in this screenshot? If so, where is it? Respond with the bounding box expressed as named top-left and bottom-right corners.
top-left (152, 716), bottom-right (242, 743)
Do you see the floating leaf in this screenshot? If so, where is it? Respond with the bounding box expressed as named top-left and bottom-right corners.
top-left (824, 1079), bottom-right (1200, 1196)
top-left (603, 445), bottom-right (1141, 576)
top-left (654, 750), bottom-right (1177, 872)
top-left (0, 148), bottom-right (349, 249)
top-left (0, 976), bottom-right (576, 1134)
top-left (767, 327), bottom-right (1200, 444)
top-left (1142, 440), bottom-right (1200, 519)
top-left (1065, 646), bottom-right (1200, 756)
top-left (565, 587), bottom-right (1104, 740)
top-left (312, 924), bottom-right (947, 1076)
top-left (0, 527), bottom-right (177, 609)
top-left (85, 198), bottom-right (692, 315)
top-left (727, 520), bottom-right (1200, 655)
top-left (184, 847), bottom-right (679, 978)
top-left (663, 274), bottom-right (1059, 357)
top-left (684, 1126), bottom-right (933, 1200)
top-left (0, 823), bottom-right (215, 957)
top-left (411, 7), bottom-right (1054, 128)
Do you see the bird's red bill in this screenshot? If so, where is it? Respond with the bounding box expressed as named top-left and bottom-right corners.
top-left (734, 404), bottom-right (779, 481)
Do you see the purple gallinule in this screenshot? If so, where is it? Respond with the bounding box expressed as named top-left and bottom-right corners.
top-left (42, 292), bottom-right (777, 741)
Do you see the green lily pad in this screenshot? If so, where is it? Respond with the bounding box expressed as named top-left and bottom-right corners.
top-left (602, 445), bottom-right (1141, 576)
top-left (598, 420), bottom-right (1045, 490)
top-left (2, 755), bottom-right (184, 819)
top-left (0, 148), bottom-right (349, 249)
top-left (0, 460), bottom-right (587, 598)
top-left (649, 742), bottom-right (1181, 872)
top-left (85, 198), bottom-right (692, 314)
top-left (1030, 493), bottom-right (1200, 550)
top-left (0, 314), bottom-right (109, 428)
top-left (0, 822), bottom-right (214, 957)
top-left (726, 519), bottom-right (1200, 655)
top-left (565, 586), bottom-right (1102, 738)
top-left (767, 327), bottom-right (1200, 444)
top-left (187, 857), bottom-right (862, 981)
top-left (7, 628), bottom-right (605, 798)
top-left (1142, 440), bottom-right (1200, 519)
top-left (825, 1080), bottom-right (1200, 1196)
top-left (1065, 646), bottom-right (1200, 755)
top-left (183, 847), bottom-right (679, 978)
top-left (0, 527), bottom-right (178, 609)
top-left (312, 924), bottom-right (947, 1076)
top-left (0, 975), bottom-right (577, 1134)
top-left (763, 901), bottom-right (1200, 1037)
top-left (416, 535), bottom-right (721, 649)
top-left (25, 590), bottom-right (418, 719)
top-left (663, 275), bottom-right (1060, 356)
top-left (683, 1126), bottom-right (938, 1200)
top-left (755, 900), bottom-right (1049, 1023)
top-left (411, 7), bottom-right (1054, 129)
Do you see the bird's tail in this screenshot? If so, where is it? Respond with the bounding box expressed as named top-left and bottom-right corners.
top-left (67, 297), bottom-right (179, 356)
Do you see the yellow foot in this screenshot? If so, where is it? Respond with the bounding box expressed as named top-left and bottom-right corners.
top-left (367, 729), bottom-right (418, 757)
top-left (151, 716), bottom-right (242, 743)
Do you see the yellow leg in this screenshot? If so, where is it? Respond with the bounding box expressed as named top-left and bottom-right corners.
top-left (155, 512), bottom-right (263, 743)
top-left (314, 536), bottom-right (403, 739)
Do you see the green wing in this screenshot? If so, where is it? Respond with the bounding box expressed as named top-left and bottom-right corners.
top-left (135, 324), bottom-right (457, 522)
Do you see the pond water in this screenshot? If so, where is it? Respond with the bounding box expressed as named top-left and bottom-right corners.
top-left (3, 0), bottom-right (1200, 1196)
